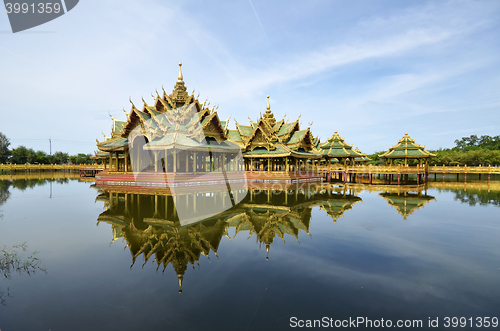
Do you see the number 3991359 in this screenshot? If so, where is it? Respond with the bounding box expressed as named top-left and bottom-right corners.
top-left (5, 2), bottom-right (62, 14)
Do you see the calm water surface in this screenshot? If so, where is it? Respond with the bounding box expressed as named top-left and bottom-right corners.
top-left (0, 176), bottom-right (499, 330)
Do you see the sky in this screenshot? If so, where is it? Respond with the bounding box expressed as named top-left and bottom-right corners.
top-left (1, 0), bottom-right (499, 155)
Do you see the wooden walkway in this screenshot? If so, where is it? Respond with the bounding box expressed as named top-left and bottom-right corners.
top-left (317, 164), bottom-right (500, 184)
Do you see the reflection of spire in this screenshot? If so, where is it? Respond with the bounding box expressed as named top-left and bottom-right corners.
top-left (177, 272), bottom-right (183, 294)
top-left (266, 243), bottom-right (270, 261)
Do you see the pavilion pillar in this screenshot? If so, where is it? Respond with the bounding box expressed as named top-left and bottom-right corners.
top-left (125, 150), bottom-right (129, 172)
top-left (286, 157), bottom-right (289, 172)
top-left (173, 150), bottom-right (177, 172)
top-left (193, 152), bottom-right (197, 173)
top-left (267, 158), bottom-right (271, 172)
top-left (164, 150), bottom-right (168, 172)
top-left (154, 151), bottom-right (158, 173)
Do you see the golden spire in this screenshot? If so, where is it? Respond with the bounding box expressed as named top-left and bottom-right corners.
top-left (263, 95), bottom-right (276, 127)
top-left (266, 244), bottom-right (270, 261)
top-left (177, 62), bottom-right (183, 82)
top-left (171, 62), bottom-right (188, 105)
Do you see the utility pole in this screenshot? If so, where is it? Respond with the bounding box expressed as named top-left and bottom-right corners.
top-left (49, 138), bottom-right (52, 156)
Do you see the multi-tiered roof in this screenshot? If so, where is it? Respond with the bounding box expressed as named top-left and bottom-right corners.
top-left (319, 131), bottom-right (363, 162)
top-left (226, 96), bottom-right (321, 159)
top-left (97, 63), bottom-right (229, 154)
top-left (379, 133), bottom-right (436, 160)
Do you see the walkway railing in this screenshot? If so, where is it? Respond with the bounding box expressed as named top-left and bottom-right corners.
top-left (317, 164), bottom-right (500, 175)
top-left (0, 163), bottom-right (105, 172)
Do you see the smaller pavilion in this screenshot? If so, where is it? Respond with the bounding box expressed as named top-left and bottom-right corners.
top-left (226, 96), bottom-right (323, 179)
top-left (379, 133), bottom-right (436, 166)
top-left (318, 131), bottom-right (364, 180)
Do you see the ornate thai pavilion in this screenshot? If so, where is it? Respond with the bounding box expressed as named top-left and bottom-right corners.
top-left (95, 64), bottom-right (322, 184)
top-left (318, 131), bottom-right (364, 170)
top-left (96, 63), bottom-right (237, 174)
top-left (226, 95), bottom-right (323, 176)
top-left (379, 133), bottom-right (436, 166)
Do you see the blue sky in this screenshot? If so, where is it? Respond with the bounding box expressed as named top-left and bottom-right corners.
top-left (1, 0), bottom-right (499, 155)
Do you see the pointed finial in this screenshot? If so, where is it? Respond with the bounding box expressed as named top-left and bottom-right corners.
top-left (177, 62), bottom-right (183, 82)
top-left (266, 95), bottom-right (270, 111)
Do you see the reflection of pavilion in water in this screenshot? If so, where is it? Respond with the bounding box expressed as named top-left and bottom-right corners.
top-left (335, 183), bottom-right (437, 221)
top-left (378, 188), bottom-right (436, 220)
top-left (94, 183), bottom-right (364, 292)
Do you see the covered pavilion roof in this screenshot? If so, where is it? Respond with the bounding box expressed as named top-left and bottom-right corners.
top-left (319, 131), bottom-right (364, 159)
top-left (379, 133), bottom-right (436, 159)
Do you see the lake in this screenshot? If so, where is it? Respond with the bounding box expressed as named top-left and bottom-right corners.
top-left (0, 175), bottom-right (499, 330)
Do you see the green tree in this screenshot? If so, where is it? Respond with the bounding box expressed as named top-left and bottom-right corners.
top-left (10, 146), bottom-right (36, 164)
top-left (51, 151), bottom-right (69, 164)
top-left (34, 150), bottom-right (49, 164)
top-left (454, 134), bottom-right (500, 151)
top-left (0, 132), bottom-right (10, 163)
top-left (367, 151), bottom-right (386, 165)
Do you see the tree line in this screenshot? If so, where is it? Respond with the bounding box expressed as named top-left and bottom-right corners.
top-left (0, 132), bottom-right (93, 165)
